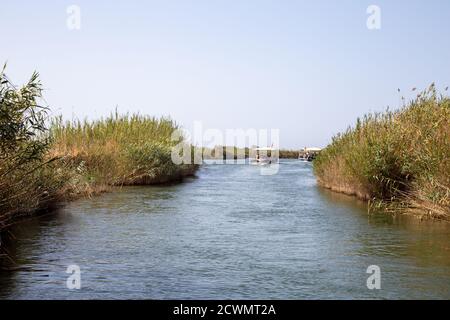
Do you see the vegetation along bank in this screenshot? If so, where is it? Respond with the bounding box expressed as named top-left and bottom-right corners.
top-left (0, 67), bottom-right (197, 236)
top-left (314, 85), bottom-right (449, 220)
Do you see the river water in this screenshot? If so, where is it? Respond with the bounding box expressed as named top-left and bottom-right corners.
top-left (1, 160), bottom-right (449, 299)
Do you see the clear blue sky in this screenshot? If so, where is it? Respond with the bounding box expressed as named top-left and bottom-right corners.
top-left (1, 0), bottom-right (449, 148)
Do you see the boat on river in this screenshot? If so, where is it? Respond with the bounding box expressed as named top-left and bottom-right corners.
top-left (250, 147), bottom-right (277, 166)
top-left (299, 147), bottom-right (322, 162)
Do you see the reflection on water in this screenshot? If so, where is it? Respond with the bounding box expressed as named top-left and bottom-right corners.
top-left (0, 160), bottom-right (449, 299)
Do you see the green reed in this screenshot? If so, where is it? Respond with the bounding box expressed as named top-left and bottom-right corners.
top-left (314, 84), bottom-right (450, 219)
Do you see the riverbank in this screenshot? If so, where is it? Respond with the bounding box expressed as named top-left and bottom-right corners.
top-left (314, 85), bottom-right (449, 220)
top-left (0, 69), bottom-right (197, 242)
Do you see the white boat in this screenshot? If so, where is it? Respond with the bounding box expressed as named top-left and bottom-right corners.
top-left (250, 147), bottom-right (277, 166)
top-left (298, 147), bottom-right (322, 162)
top-left (250, 158), bottom-right (273, 166)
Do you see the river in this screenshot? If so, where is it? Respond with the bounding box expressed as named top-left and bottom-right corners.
top-left (1, 160), bottom-right (449, 299)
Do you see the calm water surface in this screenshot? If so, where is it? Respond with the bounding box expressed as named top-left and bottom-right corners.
top-left (1, 160), bottom-right (449, 299)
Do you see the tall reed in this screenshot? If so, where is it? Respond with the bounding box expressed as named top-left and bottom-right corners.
top-left (50, 112), bottom-right (197, 188)
top-left (314, 84), bottom-right (450, 220)
top-left (0, 66), bottom-right (69, 230)
top-left (0, 67), bottom-right (197, 235)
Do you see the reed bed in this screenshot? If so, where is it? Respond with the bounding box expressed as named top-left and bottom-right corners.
top-left (50, 112), bottom-right (197, 188)
top-left (279, 150), bottom-right (299, 159)
top-left (314, 84), bottom-right (450, 220)
top-left (0, 68), bottom-right (197, 236)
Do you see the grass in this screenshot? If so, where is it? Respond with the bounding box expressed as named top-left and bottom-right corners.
top-left (0, 67), bottom-right (197, 236)
top-left (50, 112), bottom-right (197, 189)
top-left (314, 84), bottom-right (450, 220)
